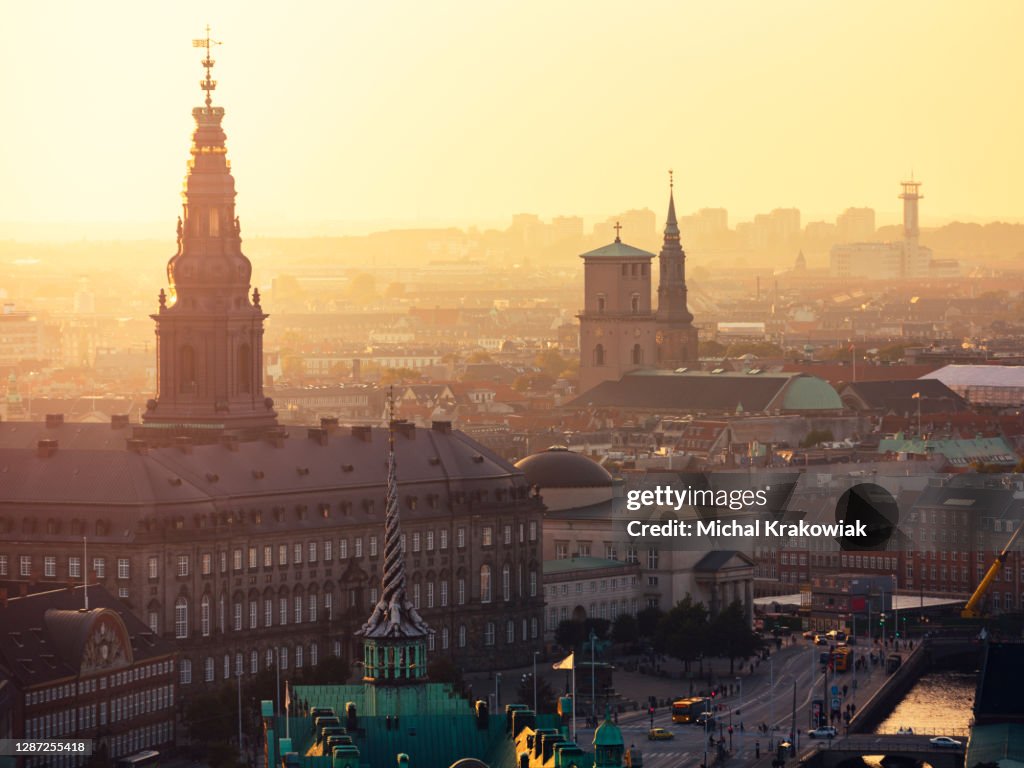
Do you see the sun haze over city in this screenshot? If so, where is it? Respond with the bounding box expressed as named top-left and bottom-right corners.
top-left (1, 0), bottom-right (1022, 238)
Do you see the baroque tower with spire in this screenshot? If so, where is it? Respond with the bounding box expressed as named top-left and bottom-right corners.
top-left (143, 29), bottom-right (277, 433)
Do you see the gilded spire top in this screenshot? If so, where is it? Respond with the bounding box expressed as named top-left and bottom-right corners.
top-left (192, 25), bottom-right (221, 109)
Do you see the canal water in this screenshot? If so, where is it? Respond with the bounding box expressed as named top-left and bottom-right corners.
top-left (875, 670), bottom-right (977, 735)
top-left (847, 670), bottom-right (978, 768)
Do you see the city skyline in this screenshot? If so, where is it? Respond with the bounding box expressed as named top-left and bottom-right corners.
top-left (1, 1), bottom-right (1022, 240)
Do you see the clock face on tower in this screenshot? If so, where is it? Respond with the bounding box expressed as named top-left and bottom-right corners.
top-left (81, 617), bottom-right (129, 672)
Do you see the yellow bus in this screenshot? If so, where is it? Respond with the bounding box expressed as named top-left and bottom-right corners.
top-left (834, 647), bottom-right (852, 673)
top-left (671, 697), bottom-right (704, 724)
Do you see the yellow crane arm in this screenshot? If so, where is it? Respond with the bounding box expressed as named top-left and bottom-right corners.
top-left (962, 523), bottom-right (1024, 619)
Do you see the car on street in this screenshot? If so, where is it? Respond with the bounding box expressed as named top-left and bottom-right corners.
top-left (802, 630), bottom-right (815, 639)
top-left (694, 713), bottom-right (716, 727)
top-left (815, 635), bottom-right (830, 645)
top-left (929, 737), bottom-right (962, 748)
top-left (808, 727), bottom-right (838, 739)
top-left (648, 728), bottom-right (674, 741)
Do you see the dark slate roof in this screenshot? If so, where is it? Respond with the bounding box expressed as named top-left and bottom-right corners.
top-left (579, 240), bottom-right (655, 259)
top-left (0, 423), bottom-right (531, 547)
top-left (571, 370), bottom-right (797, 412)
top-left (515, 448), bottom-right (613, 488)
top-left (0, 585), bottom-right (172, 687)
top-left (840, 379), bottom-right (969, 413)
top-left (693, 550), bottom-right (755, 572)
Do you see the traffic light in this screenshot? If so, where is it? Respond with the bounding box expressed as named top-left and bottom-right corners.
top-left (711, 691), bottom-right (717, 699)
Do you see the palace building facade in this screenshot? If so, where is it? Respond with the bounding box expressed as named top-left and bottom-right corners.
top-left (0, 40), bottom-right (544, 702)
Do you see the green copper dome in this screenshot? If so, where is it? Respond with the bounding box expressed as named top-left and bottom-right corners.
top-left (593, 716), bottom-right (624, 747)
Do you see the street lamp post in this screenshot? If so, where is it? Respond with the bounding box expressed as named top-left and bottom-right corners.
top-left (736, 676), bottom-right (743, 751)
top-left (533, 651), bottom-right (539, 713)
top-left (237, 667), bottom-right (243, 761)
top-left (275, 648), bottom-right (281, 718)
top-left (589, 629), bottom-right (597, 722)
top-left (495, 672), bottom-right (502, 712)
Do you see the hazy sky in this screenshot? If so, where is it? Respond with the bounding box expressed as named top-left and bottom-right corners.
top-left (1, 1), bottom-right (1021, 236)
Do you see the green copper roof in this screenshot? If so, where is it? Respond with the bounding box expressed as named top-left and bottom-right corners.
top-left (580, 240), bottom-right (655, 259)
top-left (780, 375), bottom-right (843, 411)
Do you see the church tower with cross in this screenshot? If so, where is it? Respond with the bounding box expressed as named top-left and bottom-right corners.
top-left (577, 174), bottom-right (699, 395)
top-left (143, 29), bottom-right (277, 433)
top-left (577, 221), bottom-right (659, 395)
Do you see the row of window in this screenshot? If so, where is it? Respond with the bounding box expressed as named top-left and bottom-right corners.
top-left (25, 684), bottom-right (172, 739)
top-left (167, 567), bottom-right (539, 638)
top-left (553, 543), bottom-right (649, 566)
top-left (25, 722), bottom-right (173, 768)
top-left (3, 522), bottom-right (540, 582)
top-left (0, 555), bottom-right (127, 579)
top-left (546, 575), bottom-right (639, 598)
top-left (25, 661), bottom-right (172, 707)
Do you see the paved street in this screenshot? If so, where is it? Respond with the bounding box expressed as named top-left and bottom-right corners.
top-left (472, 637), bottom-right (902, 768)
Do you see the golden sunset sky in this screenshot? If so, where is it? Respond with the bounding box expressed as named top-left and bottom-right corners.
top-left (0, 1), bottom-right (1020, 236)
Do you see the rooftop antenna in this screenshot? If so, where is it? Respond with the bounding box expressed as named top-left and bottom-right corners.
top-left (192, 25), bottom-right (222, 108)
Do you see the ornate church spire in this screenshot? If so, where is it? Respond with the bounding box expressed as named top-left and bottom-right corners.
top-left (143, 31), bottom-right (276, 433)
top-left (357, 391), bottom-right (432, 684)
top-left (656, 169), bottom-right (694, 324)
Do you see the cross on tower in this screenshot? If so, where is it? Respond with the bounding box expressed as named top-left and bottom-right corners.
top-left (192, 25), bottom-right (221, 108)
top-left (613, 221), bottom-right (622, 242)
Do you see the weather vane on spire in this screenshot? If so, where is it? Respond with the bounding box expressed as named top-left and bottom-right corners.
top-left (669, 168), bottom-right (674, 190)
top-left (192, 25), bottom-right (221, 108)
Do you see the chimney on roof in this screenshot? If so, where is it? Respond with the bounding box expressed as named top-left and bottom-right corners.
top-left (395, 421), bottom-right (416, 439)
top-left (126, 438), bottom-right (148, 455)
top-left (220, 434), bottom-right (240, 452)
top-left (110, 414), bottom-right (130, 429)
top-left (174, 436), bottom-right (193, 454)
top-left (351, 425), bottom-right (372, 442)
top-left (265, 429), bottom-right (287, 449)
top-left (432, 420), bottom-right (452, 434)
top-left (307, 428), bottom-right (329, 446)
top-left (45, 414), bottom-right (64, 428)
top-left (37, 438), bottom-right (58, 458)
top-left (320, 417), bottom-right (339, 432)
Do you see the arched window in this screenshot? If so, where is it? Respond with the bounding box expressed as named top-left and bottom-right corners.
top-left (200, 595), bottom-right (210, 637)
top-left (502, 564), bottom-right (511, 602)
top-left (480, 564), bottom-right (492, 603)
top-left (631, 293), bottom-right (641, 314)
top-left (594, 344), bottom-right (605, 366)
top-left (175, 596), bottom-right (189, 639)
top-left (178, 345), bottom-right (196, 394)
top-left (632, 344), bottom-right (643, 365)
top-left (236, 343), bottom-right (252, 394)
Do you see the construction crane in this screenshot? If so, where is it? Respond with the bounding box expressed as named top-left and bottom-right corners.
top-left (961, 523), bottom-right (1024, 619)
